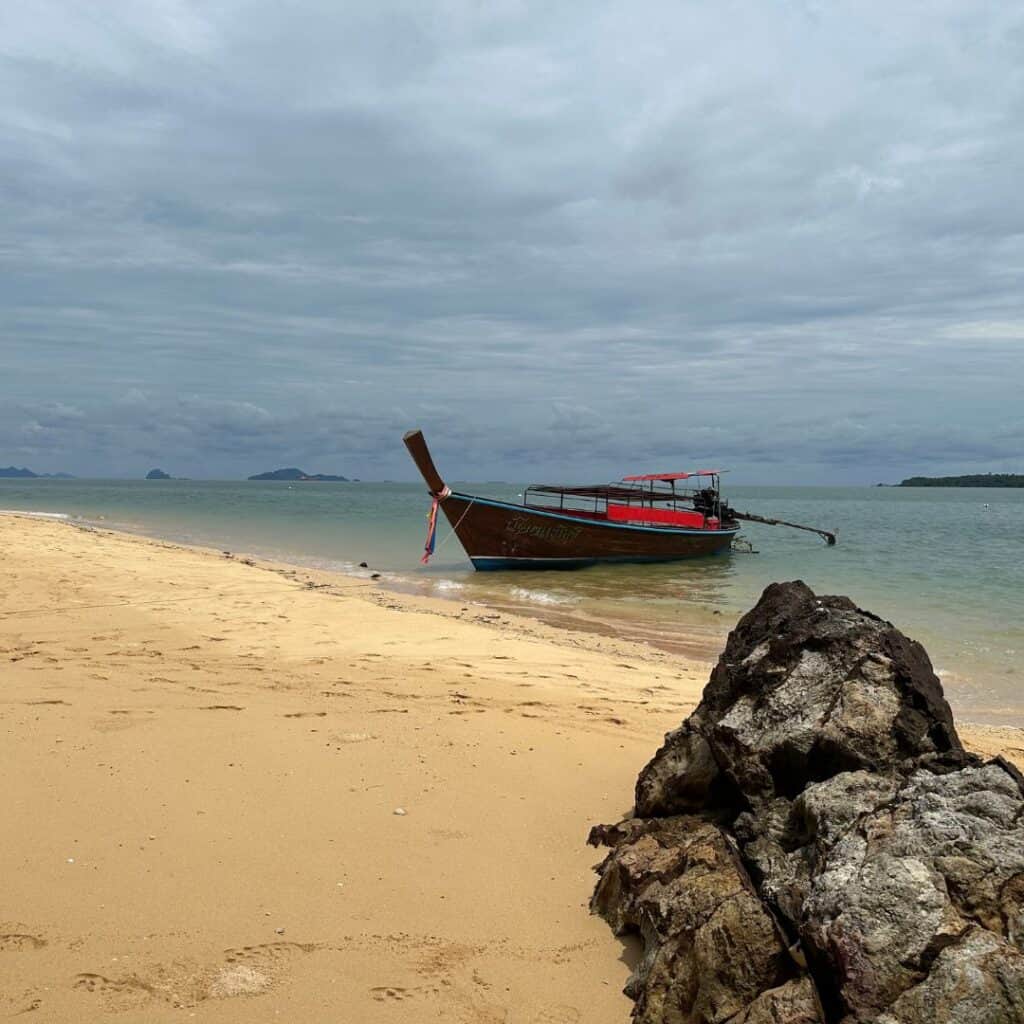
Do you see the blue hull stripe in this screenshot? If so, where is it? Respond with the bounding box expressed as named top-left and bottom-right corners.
top-left (470, 551), bottom-right (733, 571)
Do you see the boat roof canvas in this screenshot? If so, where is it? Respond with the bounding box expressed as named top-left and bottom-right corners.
top-left (622, 470), bottom-right (722, 481)
top-left (528, 484), bottom-right (655, 501)
top-left (526, 477), bottom-right (719, 503)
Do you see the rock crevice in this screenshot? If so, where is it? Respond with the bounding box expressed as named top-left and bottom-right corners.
top-left (590, 581), bottom-right (1024, 1023)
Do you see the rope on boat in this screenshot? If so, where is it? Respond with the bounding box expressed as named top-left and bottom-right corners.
top-left (420, 492), bottom-right (474, 564)
top-left (434, 497), bottom-right (475, 554)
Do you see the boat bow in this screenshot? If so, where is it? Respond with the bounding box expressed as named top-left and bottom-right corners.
top-left (403, 429), bottom-right (450, 498)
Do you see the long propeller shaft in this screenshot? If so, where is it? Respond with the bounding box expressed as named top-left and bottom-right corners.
top-left (731, 509), bottom-right (837, 546)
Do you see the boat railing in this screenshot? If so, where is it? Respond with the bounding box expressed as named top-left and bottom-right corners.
top-left (523, 479), bottom-right (720, 521)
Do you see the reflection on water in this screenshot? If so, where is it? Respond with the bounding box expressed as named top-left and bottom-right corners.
top-left (458, 551), bottom-right (736, 610)
top-left (457, 557), bottom-right (738, 660)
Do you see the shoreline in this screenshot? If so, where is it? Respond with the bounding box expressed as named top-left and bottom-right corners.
top-left (5, 508), bottom-right (1021, 732)
top-left (12, 502), bottom-right (735, 669)
top-left (12, 503), bottom-right (1015, 727)
top-left (2, 515), bottom-right (1021, 1021)
top-left (1, 483), bottom-right (1020, 731)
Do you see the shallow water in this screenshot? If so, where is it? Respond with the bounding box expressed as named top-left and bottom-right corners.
top-left (2, 479), bottom-right (1021, 725)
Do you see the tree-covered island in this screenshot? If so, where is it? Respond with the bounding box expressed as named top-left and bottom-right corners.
top-left (898, 473), bottom-right (1024, 487)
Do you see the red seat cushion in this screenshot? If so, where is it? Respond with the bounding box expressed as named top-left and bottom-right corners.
top-left (607, 504), bottom-right (706, 528)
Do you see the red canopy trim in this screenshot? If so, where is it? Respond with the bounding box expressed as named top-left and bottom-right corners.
top-left (622, 470), bottom-right (722, 482)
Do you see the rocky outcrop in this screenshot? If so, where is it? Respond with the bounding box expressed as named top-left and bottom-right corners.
top-left (590, 581), bottom-right (1024, 1023)
top-left (247, 468), bottom-right (348, 481)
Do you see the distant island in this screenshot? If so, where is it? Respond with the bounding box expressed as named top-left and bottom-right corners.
top-left (145, 468), bottom-right (172, 480)
top-left (0, 466), bottom-right (75, 479)
top-left (248, 467), bottom-right (349, 482)
top-left (898, 473), bottom-right (1024, 488)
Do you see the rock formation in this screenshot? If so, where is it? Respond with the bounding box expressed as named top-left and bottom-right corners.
top-left (247, 468), bottom-right (348, 481)
top-left (590, 581), bottom-right (1024, 1023)
top-left (0, 466), bottom-right (74, 478)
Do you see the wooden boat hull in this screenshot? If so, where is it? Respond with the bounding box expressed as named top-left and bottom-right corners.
top-left (440, 492), bottom-right (738, 570)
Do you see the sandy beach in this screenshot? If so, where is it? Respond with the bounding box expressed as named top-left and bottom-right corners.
top-left (2, 514), bottom-right (1022, 1023)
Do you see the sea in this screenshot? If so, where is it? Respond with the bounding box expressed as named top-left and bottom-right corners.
top-left (2, 479), bottom-right (1021, 726)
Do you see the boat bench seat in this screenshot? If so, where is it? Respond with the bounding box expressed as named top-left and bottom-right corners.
top-left (607, 504), bottom-right (713, 529)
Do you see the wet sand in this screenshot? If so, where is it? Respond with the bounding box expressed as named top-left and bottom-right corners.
top-left (2, 514), bottom-right (1021, 1021)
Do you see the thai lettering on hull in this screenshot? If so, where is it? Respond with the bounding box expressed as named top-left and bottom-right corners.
top-left (506, 515), bottom-right (583, 546)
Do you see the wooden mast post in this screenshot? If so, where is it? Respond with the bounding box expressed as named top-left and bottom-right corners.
top-left (403, 430), bottom-right (448, 496)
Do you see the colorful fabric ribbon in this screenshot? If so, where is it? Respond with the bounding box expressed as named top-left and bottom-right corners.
top-left (421, 496), bottom-right (440, 564)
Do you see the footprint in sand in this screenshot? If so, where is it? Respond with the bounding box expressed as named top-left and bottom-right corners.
top-left (74, 973), bottom-right (139, 994)
top-left (75, 963), bottom-right (215, 1009)
top-left (222, 941), bottom-right (317, 978)
top-left (73, 972), bottom-right (155, 1010)
top-left (428, 828), bottom-right (469, 841)
top-left (1, 989), bottom-right (42, 1015)
top-left (533, 1008), bottom-right (582, 1024)
top-left (93, 710), bottom-right (153, 733)
top-left (0, 932), bottom-right (47, 951)
top-left (369, 982), bottom-right (442, 1002)
top-left (371, 986), bottom-right (414, 1002)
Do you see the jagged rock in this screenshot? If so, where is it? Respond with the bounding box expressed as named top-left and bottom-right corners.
top-left (872, 928), bottom-right (1024, 1024)
top-left (589, 817), bottom-right (794, 1024)
top-left (634, 725), bottom-right (723, 817)
top-left (732, 978), bottom-right (822, 1024)
top-left (636, 582), bottom-right (969, 818)
top-left (799, 761), bottom-right (1024, 1019)
top-left (590, 581), bottom-right (1024, 1024)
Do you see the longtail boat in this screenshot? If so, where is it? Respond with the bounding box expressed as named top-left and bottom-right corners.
top-left (404, 430), bottom-right (835, 570)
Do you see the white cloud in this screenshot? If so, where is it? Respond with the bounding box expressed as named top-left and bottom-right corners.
top-left (0, 1), bottom-right (1022, 481)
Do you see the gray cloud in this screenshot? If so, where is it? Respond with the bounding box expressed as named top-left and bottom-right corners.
top-left (1, 1), bottom-right (1022, 482)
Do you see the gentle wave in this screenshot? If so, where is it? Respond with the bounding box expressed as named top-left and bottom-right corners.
top-left (0, 509), bottom-right (70, 520)
top-left (431, 579), bottom-right (466, 593)
top-left (508, 586), bottom-right (574, 607)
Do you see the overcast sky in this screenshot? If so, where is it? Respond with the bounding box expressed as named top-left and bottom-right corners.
top-left (2, 1), bottom-right (1022, 483)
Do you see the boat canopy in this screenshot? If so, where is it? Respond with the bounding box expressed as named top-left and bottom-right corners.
top-left (622, 470), bottom-right (723, 481)
top-left (526, 477), bottom-right (719, 505)
top-left (527, 483), bottom-right (666, 502)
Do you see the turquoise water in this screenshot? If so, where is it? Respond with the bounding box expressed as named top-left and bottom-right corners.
top-left (2, 479), bottom-right (1021, 725)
